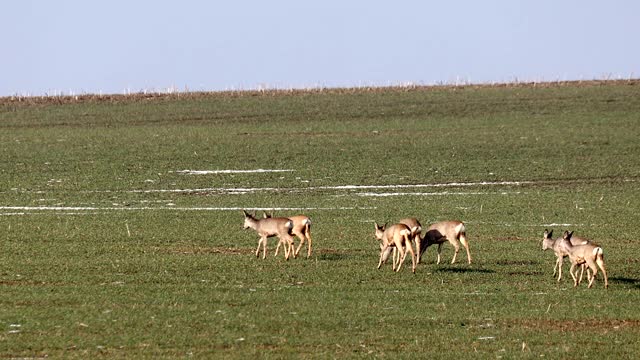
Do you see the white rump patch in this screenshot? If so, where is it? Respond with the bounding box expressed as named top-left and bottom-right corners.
top-left (593, 247), bottom-right (603, 256)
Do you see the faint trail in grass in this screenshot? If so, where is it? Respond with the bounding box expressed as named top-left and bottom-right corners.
top-left (175, 169), bottom-right (294, 175)
top-left (0, 206), bottom-right (375, 214)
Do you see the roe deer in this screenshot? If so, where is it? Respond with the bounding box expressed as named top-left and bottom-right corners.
top-left (263, 212), bottom-right (313, 258)
top-left (542, 229), bottom-right (590, 282)
top-left (398, 217), bottom-right (423, 263)
top-left (242, 210), bottom-right (294, 260)
top-left (420, 220), bottom-right (471, 265)
top-left (560, 231), bottom-right (608, 289)
top-left (374, 222), bottom-right (416, 273)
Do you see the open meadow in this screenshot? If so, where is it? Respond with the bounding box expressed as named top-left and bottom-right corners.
top-left (1, 81), bottom-right (640, 358)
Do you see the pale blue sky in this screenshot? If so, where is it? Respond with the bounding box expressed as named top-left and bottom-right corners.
top-left (2, 1), bottom-right (638, 96)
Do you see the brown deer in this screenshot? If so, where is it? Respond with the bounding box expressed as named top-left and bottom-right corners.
top-left (542, 229), bottom-right (590, 282)
top-left (263, 212), bottom-right (313, 258)
top-left (242, 210), bottom-right (294, 260)
top-left (559, 230), bottom-right (608, 289)
top-left (420, 220), bottom-right (471, 265)
top-left (374, 222), bottom-right (416, 273)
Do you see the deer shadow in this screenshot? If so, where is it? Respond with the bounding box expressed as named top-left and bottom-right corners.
top-left (432, 266), bottom-right (495, 274)
top-left (610, 276), bottom-right (640, 289)
top-left (315, 251), bottom-right (355, 261)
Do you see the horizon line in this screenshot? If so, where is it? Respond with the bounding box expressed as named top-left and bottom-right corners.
top-left (2, 77), bottom-right (638, 102)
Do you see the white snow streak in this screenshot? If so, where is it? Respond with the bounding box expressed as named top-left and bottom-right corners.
top-left (355, 191), bottom-right (493, 197)
top-left (127, 180), bottom-right (531, 194)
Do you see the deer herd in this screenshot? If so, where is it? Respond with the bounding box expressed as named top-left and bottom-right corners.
top-left (242, 210), bottom-right (608, 289)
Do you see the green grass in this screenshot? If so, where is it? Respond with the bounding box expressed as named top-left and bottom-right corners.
top-left (1, 81), bottom-right (640, 358)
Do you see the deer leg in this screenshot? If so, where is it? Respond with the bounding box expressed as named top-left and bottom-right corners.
top-left (303, 225), bottom-right (312, 258)
top-left (284, 235), bottom-right (294, 260)
top-left (378, 245), bottom-right (390, 269)
top-left (381, 245), bottom-right (392, 263)
top-left (297, 229), bottom-right (312, 258)
top-left (556, 256), bottom-right (563, 282)
top-left (261, 236), bottom-right (269, 259)
top-left (395, 240), bottom-right (406, 272)
top-left (288, 235), bottom-right (297, 259)
top-left (436, 243), bottom-right (443, 264)
top-left (569, 263), bottom-right (579, 287)
top-left (276, 237), bottom-right (290, 259)
top-left (597, 257), bottom-right (608, 289)
top-left (450, 240), bottom-right (460, 264)
top-left (306, 230), bottom-right (312, 258)
top-left (460, 233), bottom-right (471, 264)
top-left (256, 238), bottom-right (262, 258)
top-left (274, 239), bottom-right (282, 257)
top-left (405, 236), bottom-right (416, 273)
top-left (415, 236), bottom-right (422, 264)
top-left (577, 264), bottom-right (585, 285)
top-left (392, 247), bottom-right (399, 271)
top-left (587, 262), bottom-right (597, 288)
top-left (293, 231), bottom-right (305, 257)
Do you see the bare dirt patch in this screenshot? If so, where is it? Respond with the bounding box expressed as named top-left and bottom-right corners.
top-left (502, 319), bottom-right (640, 332)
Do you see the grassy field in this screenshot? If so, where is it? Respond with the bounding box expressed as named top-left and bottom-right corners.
top-left (1, 81), bottom-right (640, 358)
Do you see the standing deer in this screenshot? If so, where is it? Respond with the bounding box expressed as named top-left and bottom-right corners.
top-left (263, 212), bottom-right (313, 258)
top-left (542, 229), bottom-right (590, 282)
top-left (420, 220), bottom-right (471, 265)
top-left (242, 210), bottom-right (294, 260)
top-left (374, 222), bottom-right (416, 273)
top-left (559, 230), bottom-right (608, 289)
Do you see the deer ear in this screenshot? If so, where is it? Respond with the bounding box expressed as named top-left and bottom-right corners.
top-left (242, 210), bottom-right (249, 217)
top-left (547, 229), bottom-right (553, 237)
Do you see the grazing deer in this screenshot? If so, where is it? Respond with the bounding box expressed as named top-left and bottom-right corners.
top-left (420, 220), bottom-right (471, 265)
top-left (263, 212), bottom-right (313, 258)
top-left (559, 230), bottom-right (608, 289)
top-left (242, 210), bottom-right (294, 260)
top-left (374, 222), bottom-right (416, 273)
top-left (398, 217), bottom-right (423, 263)
top-left (542, 229), bottom-right (590, 282)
